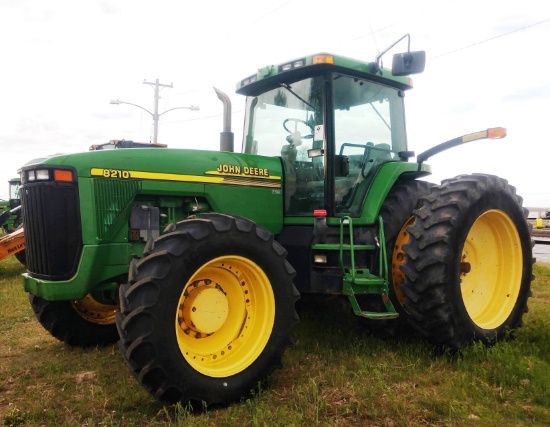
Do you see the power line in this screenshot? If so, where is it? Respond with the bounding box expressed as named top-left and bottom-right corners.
top-left (163, 109), bottom-right (245, 124)
top-left (146, 17), bottom-right (550, 127)
top-left (244, 0), bottom-right (293, 29)
top-left (430, 17), bottom-right (550, 60)
top-left (225, 0), bottom-right (293, 39)
top-left (352, 22), bottom-right (399, 42)
top-left (351, 0), bottom-right (456, 44)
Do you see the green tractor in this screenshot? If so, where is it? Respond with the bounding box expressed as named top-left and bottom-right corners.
top-left (19, 37), bottom-right (534, 407)
top-left (0, 177), bottom-right (25, 265)
top-left (0, 177), bottom-right (22, 233)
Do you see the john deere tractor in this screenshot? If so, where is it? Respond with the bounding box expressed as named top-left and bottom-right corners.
top-left (0, 178), bottom-right (25, 265)
top-left (19, 37), bottom-right (533, 407)
top-left (0, 177), bottom-right (22, 234)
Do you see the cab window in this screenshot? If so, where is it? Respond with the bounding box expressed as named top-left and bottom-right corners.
top-left (243, 76), bottom-right (325, 216)
top-left (332, 75), bottom-right (407, 215)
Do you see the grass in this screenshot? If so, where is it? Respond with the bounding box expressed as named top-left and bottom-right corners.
top-left (1, 256), bottom-right (549, 426)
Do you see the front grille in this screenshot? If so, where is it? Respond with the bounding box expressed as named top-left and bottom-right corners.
top-left (93, 179), bottom-right (140, 240)
top-left (22, 179), bottom-right (82, 280)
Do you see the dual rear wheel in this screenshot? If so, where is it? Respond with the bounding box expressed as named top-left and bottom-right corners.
top-left (362, 175), bottom-right (533, 350)
top-left (399, 174), bottom-right (533, 348)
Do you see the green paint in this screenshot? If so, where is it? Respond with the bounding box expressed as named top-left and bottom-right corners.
top-left (22, 244), bottom-right (132, 300)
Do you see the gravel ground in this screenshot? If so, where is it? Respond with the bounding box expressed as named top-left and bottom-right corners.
top-left (534, 243), bottom-right (550, 264)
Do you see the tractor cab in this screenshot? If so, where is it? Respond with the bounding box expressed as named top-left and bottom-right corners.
top-left (0, 178), bottom-right (22, 234)
top-left (236, 48), bottom-right (428, 299)
top-left (8, 178), bottom-right (21, 210)
top-left (237, 50), bottom-right (425, 218)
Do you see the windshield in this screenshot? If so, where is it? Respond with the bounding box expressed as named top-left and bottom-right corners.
top-left (242, 74), bottom-right (407, 217)
top-left (243, 77), bottom-right (325, 215)
top-left (9, 181), bottom-right (20, 201)
top-left (242, 76), bottom-right (324, 157)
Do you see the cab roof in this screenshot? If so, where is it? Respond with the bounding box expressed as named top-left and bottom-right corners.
top-left (236, 52), bottom-right (414, 97)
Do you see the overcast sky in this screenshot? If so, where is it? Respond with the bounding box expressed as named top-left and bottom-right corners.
top-left (1, 0), bottom-right (549, 208)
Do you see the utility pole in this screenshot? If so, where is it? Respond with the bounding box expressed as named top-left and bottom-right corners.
top-left (143, 79), bottom-right (173, 144)
top-left (111, 79), bottom-right (198, 144)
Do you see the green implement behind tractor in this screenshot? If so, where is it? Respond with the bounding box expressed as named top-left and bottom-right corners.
top-left (0, 178), bottom-right (25, 265)
top-left (19, 37), bottom-right (534, 407)
top-left (0, 178), bottom-right (22, 233)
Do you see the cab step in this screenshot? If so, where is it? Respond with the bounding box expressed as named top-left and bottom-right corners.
top-left (339, 216), bottom-right (398, 320)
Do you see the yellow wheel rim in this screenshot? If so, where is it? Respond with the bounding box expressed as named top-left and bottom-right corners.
top-left (71, 294), bottom-right (118, 325)
top-left (460, 209), bottom-right (523, 329)
top-left (175, 256), bottom-right (275, 377)
top-left (392, 216), bottom-right (414, 306)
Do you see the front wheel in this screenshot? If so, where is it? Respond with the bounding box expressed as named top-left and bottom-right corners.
top-left (14, 249), bottom-right (26, 266)
top-left (400, 174), bottom-right (534, 349)
top-left (117, 213), bottom-right (299, 406)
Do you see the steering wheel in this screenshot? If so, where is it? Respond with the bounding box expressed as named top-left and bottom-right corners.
top-left (283, 118), bottom-right (314, 139)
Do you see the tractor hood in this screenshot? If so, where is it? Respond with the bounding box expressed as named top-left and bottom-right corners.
top-left (19, 148), bottom-right (285, 235)
top-left (20, 148), bottom-right (283, 183)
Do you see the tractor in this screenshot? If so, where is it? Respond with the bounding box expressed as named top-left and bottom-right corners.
top-left (0, 178), bottom-right (25, 265)
top-left (0, 177), bottom-right (22, 234)
top-left (19, 37), bottom-right (534, 407)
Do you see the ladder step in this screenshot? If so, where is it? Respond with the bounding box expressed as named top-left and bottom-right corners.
top-left (336, 215), bottom-right (398, 320)
top-left (345, 292), bottom-right (399, 319)
top-left (311, 243), bottom-right (375, 251)
top-left (353, 277), bottom-right (385, 286)
top-left (343, 274), bottom-right (387, 294)
top-left (356, 311), bottom-right (399, 320)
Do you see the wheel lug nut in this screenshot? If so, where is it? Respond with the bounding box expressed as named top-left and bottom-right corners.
top-left (460, 262), bottom-right (471, 274)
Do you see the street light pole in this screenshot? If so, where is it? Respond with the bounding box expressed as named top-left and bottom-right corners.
top-left (110, 79), bottom-right (199, 144)
top-left (143, 79), bottom-right (173, 144)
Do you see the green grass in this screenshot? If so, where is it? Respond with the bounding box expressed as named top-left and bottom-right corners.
top-left (1, 256), bottom-right (549, 426)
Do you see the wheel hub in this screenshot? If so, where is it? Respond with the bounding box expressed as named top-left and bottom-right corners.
top-left (392, 216), bottom-right (415, 305)
top-left (460, 209), bottom-right (523, 329)
top-left (180, 281), bottom-right (229, 335)
top-left (71, 294), bottom-right (118, 325)
top-left (175, 256), bottom-right (275, 378)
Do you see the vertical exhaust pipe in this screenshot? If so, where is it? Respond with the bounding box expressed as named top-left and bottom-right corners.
top-left (214, 87), bottom-right (234, 152)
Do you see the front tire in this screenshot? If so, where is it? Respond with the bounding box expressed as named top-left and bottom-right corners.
top-left (14, 249), bottom-right (26, 266)
top-left (117, 213), bottom-right (299, 406)
top-left (401, 174), bottom-right (534, 349)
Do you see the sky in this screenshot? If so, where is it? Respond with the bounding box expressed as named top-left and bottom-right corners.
top-left (1, 0), bottom-right (549, 207)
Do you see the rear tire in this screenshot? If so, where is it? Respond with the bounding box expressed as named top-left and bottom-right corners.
top-left (358, 180), bottom-right (433, 337)
top-left (29, 294), bottom-right (119, 346)
top-left (400, 174), bottom-right (534, 349)
top-left (117, 213), bottom-right (299, 406)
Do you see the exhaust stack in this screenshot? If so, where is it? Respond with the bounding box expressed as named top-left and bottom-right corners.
top-left (214, 87), bottom-right (234, 152)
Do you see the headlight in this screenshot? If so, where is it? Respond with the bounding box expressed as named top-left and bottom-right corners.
top-left (35, 169), bottom-right (50, 181)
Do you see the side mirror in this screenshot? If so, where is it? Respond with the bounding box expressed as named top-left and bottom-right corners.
top-left (335, 155), bottom-right (349, 177)
top-left (392, 51), bottom-right (426, 76)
